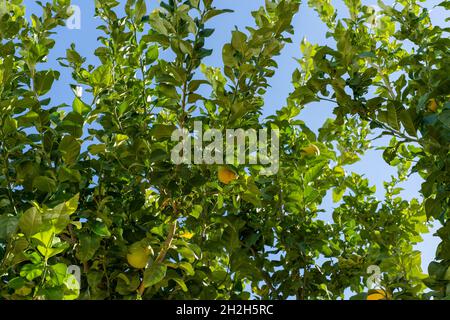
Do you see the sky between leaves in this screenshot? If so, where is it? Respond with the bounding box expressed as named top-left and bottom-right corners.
top-left (23, 0), bottom-right (448, 273)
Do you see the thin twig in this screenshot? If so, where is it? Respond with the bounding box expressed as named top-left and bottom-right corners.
top-left (155, 221), bottom-right (178, 264)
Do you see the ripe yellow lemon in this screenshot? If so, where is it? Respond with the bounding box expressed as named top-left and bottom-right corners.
top-left (367, 289), bottom-right (387, 300)
top-left (301, 144), bottom-right (320, 157)
top-left (218, 166), bottom-right (238, 184)
top-left (126, 241), bottom-right (153, 269)
top-left (428, 99), bottom-right (438, 112)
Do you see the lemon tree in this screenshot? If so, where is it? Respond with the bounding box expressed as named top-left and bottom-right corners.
top-left (0, 0), bottom-right (447, 300)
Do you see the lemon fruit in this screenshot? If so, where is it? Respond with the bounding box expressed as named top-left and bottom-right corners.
top-left (367, 289), bottom-right (388, 300)
top-left (428, 99), bottom-right (438, 112)
top-left (301, 144), bottom-right (320, 157)
top-left (126, 240), bottom-right (153, 269)
top-left (218, 166), bottom-right (238, 184)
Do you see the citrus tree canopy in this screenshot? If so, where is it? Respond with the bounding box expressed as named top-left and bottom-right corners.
top-left (0, 0), bottom-right (448, 300)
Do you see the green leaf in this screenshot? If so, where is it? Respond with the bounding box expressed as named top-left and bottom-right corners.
top-left (399, 109), bottom-right (417, 137)
top-left (76, 234), bottom-right (101, 262)
top-left (92, 221), bottom-right (111, 237)
top-left (88, 144), bottom-right (106, 155)
top-left (0, 215), bottom-right (19, 240)
top-left (44, 194), bottom-right (80, 233)
top-left (291, 87), bottom-right (321, 105)
top-left (58, 166), bottom-right (82, 183)
top-left (20, 263), bottom-right (44, 281)
top-left (158, 84), bottom-right (179, 99)
top-left (38, 242), bottom-right (69, 260)
top-left (19, 207), bottom-right (42, 237)
top-left (243, 178), bottom-right (262, 205)
top-left (222, 43), bottom-right (236, 67)
top-left (59, 136), bottom-right (81, 165)
top-left (91, 64), bottom-right (113, 88)
top-left (46, 194), bottom-right (79, 218)
top-left (116, 273), bottom-right (140, 295)
top-left (202, 9), bottom-right (233, 23)
top-left (0, 199), bottom-right (10, 208)
top-left (211, 270), bottom-right (227, 282)
top-left (438, 110), bottom-right (450, 129)
top-left (428, 261), bottom-right (446, 280)
top-left (383, 147), bottom-right (397, 164)
top-left (332, 187), bottom-right (346, 203)
top-left (34, 70), bottom-right (59, 96)
top-left (231, 30), bottom-right (247, 52)
top-left (143, 264), bottom-right (167, 288)
top-left (304, 162), bottom-right (326, 184)
top-left (229, 101), bottom-right (246, 123)
top-left (190, 0), bottom-right (200, 8)
top-left (57, 112), bottom-right (84, 138)
top-left (386, 104), bottom-right (399, 130)
top-left (50, 263), bottom-right (68, 286)
top-left (3, 116), bottom-right (17, 135)
top-left (7, 277), bottom-right (26, 290)
top-left (178, 261), bottom-right (195, 276)
top-left (241, 191), bottom-right (262, 207)
top-left (149, 149), bottom-right (168, 163)
top-left (32, 228), bottom-right (54, 249)
top-left (358, 51), bottom-right (376, 58)
top-left (33, 176), bottom-right (57, 193)
top-left (190, 205), bottom-right (202, 219)
top-left (135, 0), bottom-right (147, 23)
top-left (72, 97), bottom-right (91, 115)
top-left (150, 124), bottom-right (177, 140)
top-left (172, 277), bottom-right (188, 292)
top-left (425, 197), bottom-right (441, 219)
top-left (149, 13), bottom-right (168, 36)
top-left (178, 246), bottom-right (196, 263)
top-left (146, 45), bottom-right (159, 63)
top-left (188, 80), bottom-right (208, 92)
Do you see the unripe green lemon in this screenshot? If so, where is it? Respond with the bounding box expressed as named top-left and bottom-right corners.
top-left (126, 240), bottom-right (153, 269)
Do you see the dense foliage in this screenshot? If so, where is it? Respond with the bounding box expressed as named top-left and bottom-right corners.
top-left (0, 0), bottom-right (448, 300)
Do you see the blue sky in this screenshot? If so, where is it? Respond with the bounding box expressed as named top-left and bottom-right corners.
top-left (24, 0), bottom-right (446, 275)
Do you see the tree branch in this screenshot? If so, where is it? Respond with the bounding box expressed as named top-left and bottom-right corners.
top-left (155, 221), bottom-right (177, 264)
top-left (138, 220), bottom-right (178, 297)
